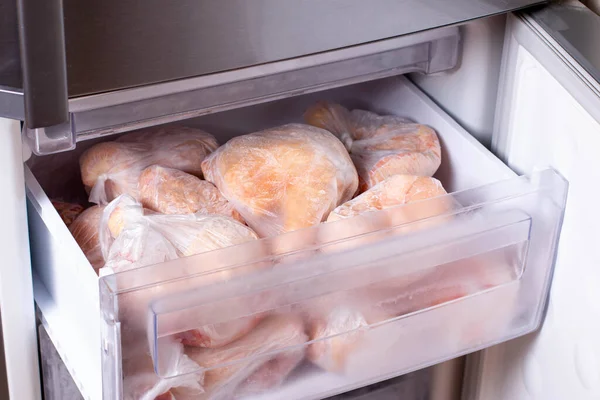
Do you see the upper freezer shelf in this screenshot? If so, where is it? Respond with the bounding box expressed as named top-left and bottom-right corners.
top-left (22, 26), bottom-right (461, 156)
top-left (26, 76), bottom-right (567, 400)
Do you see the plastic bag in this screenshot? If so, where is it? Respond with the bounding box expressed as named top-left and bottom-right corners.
top-left (327, 175), bottom-right (448, 225)
top-left (122, 337), bottom-right (203, 400)
top-left (185, 314), bottom-right (307, 400)
top-left (69, 205), bottom-right (106, 272)
top-left (99, 195), bottom-right (261, 345)
top-left (138, 165), bottom-right (243, 223)
top-left (201, 123), bottom-right (358, 237)
top-left (306, 304), bottom-right (368, 373)
top-left (52, 200), bottom-right (84, 226)
top-left (80, 126), bottom-right (218, 205)
top-left (305, 102), bottom-right (441, 191)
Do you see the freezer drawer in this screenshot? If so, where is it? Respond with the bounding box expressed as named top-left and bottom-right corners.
top-left (26, 77), bottom-right (567, 400)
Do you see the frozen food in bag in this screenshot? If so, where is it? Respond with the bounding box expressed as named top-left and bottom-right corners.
top-left (69, 205), bottom-right (106, 272)
top-left (80, 126), bottom-right (218, 204)
top-left (138, 165), bottom-right (243, 222)
top-left (202, 123), bottom-right (358, 237)
top-left (52, 200), bottom-right (84, 226)
top-left (99, 195), bottom-right (262, 346)
top-left (305, 102), bottom-right (441, 191)
top-left (184, 314), bottom-right (307, 400)
top-left (122, 337), bottom-right (203, 400)
top-left (327, 175), bottom-right (448, 225)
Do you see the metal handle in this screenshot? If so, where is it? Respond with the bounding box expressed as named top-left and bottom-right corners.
top-left (17, 0), bottom-right (68, 128)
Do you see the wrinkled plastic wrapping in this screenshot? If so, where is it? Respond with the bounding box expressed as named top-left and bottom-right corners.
top-left (305, 102), bottom-right (441, 191)
top-left (139, 165), bottom-right (243, 223)
top-left (99, 195), bottom-right (260, 343)
top-left (327, 175), bottom-right (448, 224)
top-left (80, 126), bottom-right (218, 205)
top-left (319, 175), bottom-right (450, 254)
top-left (202, 124), bottom-right (358, 237)
top-left (122, 338), bottom-right (202, 400)
top-left (306, 304), bottom-right (369, 373)
top-left (184, 315), bottom-right (307, 400)
top-left (51, 200), bottom-right (84, 227)
top-left (68, 205), bottom-right (106, 272)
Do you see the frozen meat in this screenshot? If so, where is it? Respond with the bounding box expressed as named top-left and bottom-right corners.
top-left (202, 123), bottom-right (358, 237)
top-left (80, 126), bottom-right (218, 204)
top-left (305, 102), bottom-right (441, 191)
top-left (138, 165), bottom-right (243, 222)
top-left (69, 205), bottom-right (106, 272)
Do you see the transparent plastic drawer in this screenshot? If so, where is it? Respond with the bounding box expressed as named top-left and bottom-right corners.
top-left (98, 168), bottom-right (566, 400)
top-left (25, 76), bottom-right (567, 400)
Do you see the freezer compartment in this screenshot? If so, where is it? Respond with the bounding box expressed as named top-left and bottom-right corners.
top-left (100, 170), bottom-right (563, 400)
top-left (26, 77), bottom-right (567, 400)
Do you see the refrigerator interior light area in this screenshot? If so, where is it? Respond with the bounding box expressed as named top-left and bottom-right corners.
top-left (2, 2), bottom-right (600, 400)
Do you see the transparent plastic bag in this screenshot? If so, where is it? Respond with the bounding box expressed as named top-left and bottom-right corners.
top-left (305, 303), bottom-right (369, 373)
top-left (327, 175), bottom-right (448, 225)
top-left (99, 195), bottom-right (261, 344)
top-left (122, 337), bottom-right (203, 400)
top-left (201, 123), bottom-right (358, 237)
top-left (305, 102), bottom-right (441, 191)
top-left (184, 314), bottom-right (307, 400)
top-left (319, 175), bottom-right (450, 254)
top-left (51, 200), bottom-right (84, 227)
top-left (138, 165), bottom-right (243, 223)
top-left (80, 126), bottom-right (218, 205)
top-left (68, 205), bottom-right (106, 273)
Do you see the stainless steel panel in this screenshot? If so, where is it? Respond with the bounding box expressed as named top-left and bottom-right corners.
top-left (62, 0), bottom-right (546, 97)
top-left (28, 26), bottom-right (460, 154)
top-left (17, 0), bottom-right (69, 128)
top-left (0, 0), bottom-right (21, 89)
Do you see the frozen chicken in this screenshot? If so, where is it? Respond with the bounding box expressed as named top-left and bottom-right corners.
top-left (52, 200), bottom-right (84, 227)
top-left (138, 165), bottom-right (243, 222)
top-left (80, 126), bottom-right (218, 204)
top-left (99, 195), bottom-right (262, 343)
top-left (305, 102), bottom-right (441, 191)
top-left (202, 123), bottom-right (358, 237)
top-left (100, 196), bottom-right (259, 273)
top-left (185, 314), bottom-right (307, 400)
top-left (121, 337), bottom-right (202, 400)
top-left (306, 305), bottom-right (368, 373)
top-left (327, 175), bottom-right (448, 225)
top-left (175, 315), bottom-right (263, 348)
top-left (69, 205), bottom-right (106, 272)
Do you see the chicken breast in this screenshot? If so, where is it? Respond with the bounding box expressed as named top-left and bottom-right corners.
top-left (185, 314), bottom-right (307, 400)
top-left (202, 124), bottom-right (358, 237)
top-left (69, 205), bottom-right (106, 272)
top-left (80, 126), bottom-right (218, 204)
top-left (305, 102), bottom-right (441, 192)
top-left (139, 165), bottom-right (243, 222)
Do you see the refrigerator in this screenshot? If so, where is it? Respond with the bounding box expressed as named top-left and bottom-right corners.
top-left (0, 1), bottom-right (598, 399)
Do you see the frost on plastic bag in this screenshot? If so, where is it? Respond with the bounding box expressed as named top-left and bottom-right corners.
top-left (201, 123), bottom-right (358, 237)
top-left (139, 165), bottom-right (243, 223)
top-left (305, 102), bottom-right (441, 192)
top-left (184, 314), bottom-right (307, 400)
top-left (98, 195), bottom-right (261, 345)
top-left (80, 126), bottom-right (218, 205)
top-left (69, 205), bottom-right (106, 272)
top-left (306, 303), bottom-right (369, 373)
top-left (320, 175), bottom-right (450, 253)
top-left (122, 337), bottom-right (203, 400)
top-left (327, 175), bottom-right (448, 225)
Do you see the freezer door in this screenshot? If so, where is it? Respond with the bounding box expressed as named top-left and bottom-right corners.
top-left (465, 6), bottom-right (600, 400)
